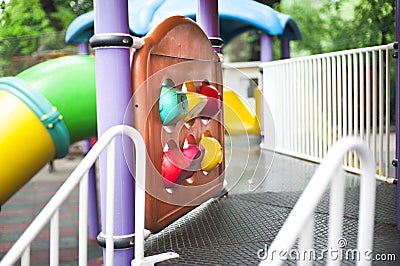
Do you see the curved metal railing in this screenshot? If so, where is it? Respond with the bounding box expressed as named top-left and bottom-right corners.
top-left (0, 125), bottom-right (178, 266)
top-left (259, 137), bottom-right (376, 266)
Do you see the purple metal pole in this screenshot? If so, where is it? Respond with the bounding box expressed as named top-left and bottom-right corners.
top-left (77, 42), bottom-right (100, 240)
top-left (93, 0), bottom-right (134, 263)
top-left (281, 39), bottom-right (290, 59)
top-left (196, 0), bottom-right (221, 52)
top-left (260, 34), bottom-right (273, 62)
top-left (78, 42), bottom-right (89, 55)
top-left (396, 0), bottom-right (400, 230)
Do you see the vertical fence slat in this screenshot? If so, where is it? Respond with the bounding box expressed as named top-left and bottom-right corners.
top-left (106, 138), bottom-right (116, 266)
top-left (372, 51), bottom-right (377, 162)
top-left (347, 54), bottom-right (353, 168)
top-left (286, 63), bottom-right (290, 150)
top-left (337, 56), bottom-right (343, 141)
top-left (313, 59), bottom-right (318, 157)
top-left (327, 57), bottom-right (332, 152)
top-left (79, 172), bottom-right (89, 266)
top-left (282, 64), bottom-right (291, 149)
top-left (317, 59), bottom-right (322, 158)
top-left (305, 60), bottom-right (311, 155)
top-left (21, 246), bottom-right (30, 266)
top-left (50, 209), bottom-right (59, 266)
top-left (292, 62), bottom-right (296, 152)
top-left (282, 64), bottom-right (287, 149)
top-left (354, 53), bottom-right (359, 168)
top-left (292, 62), bottom-right (296, 153)
top-left (296, 62), bottom-right (302, 153)
top-left (308, 60), bottom-right (313, 156)
top-left (318, 58), bottom-right (323, 158)
top-left (360, 53), bottom-right (365, 142)
top-left (332, 57), bottom-right (337, 147)
top-left (366, 52), bottom-right (371, 150)
top-left (379, 50), bottom-right (384, 177)
top-left (301, 60), bottom-right (306, 154)
top-left (280, 65), bottom-right (285, 149)
top-left (385, 49), bottom-right (391, 178)
top-left (322, 58), bottom-right (328, 157)
top-left (342, 55), bottom-right (348, 167)
top-left (281, 65), bottom-right (285, 149)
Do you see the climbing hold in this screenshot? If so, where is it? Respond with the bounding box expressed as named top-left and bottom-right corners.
top-left (199, 80), bottom-right (221, 117)
top-left (199, 136), bottom-right (223, 172)
top-left (159, 79), bottom-right (188, 125)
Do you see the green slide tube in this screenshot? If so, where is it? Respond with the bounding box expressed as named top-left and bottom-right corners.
top-left (17, 55), bottom-right (97, 142)
top-left (0, 55), bottom-right (96, 205)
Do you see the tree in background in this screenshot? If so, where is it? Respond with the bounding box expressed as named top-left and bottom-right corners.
top-left (351, 0), bottom-right (395, 47)
top-left (0, 0), bottom-right (92, 75)
top-left (224, 0), bottom-right (396, 61)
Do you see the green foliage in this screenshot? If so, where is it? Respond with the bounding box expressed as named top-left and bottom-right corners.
top-left (1, 0), bottom-right (51, 38)
top-left (69, 0), bottom-right (93, 15)
top-left (352, 0), bottom-right (395, 46)
top-left (280, 0), bottom-right (395, 55)
top-left (224, 0), bottom-right (396, 61)
top-left (0, 0), bottom-right (92, 76)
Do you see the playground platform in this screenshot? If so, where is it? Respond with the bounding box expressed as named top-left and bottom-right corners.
top-left (0, 136), bottom-right (399, 265)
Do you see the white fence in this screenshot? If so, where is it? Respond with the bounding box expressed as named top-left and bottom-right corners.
top-left (0, 125), bottom-right (178, 266)
top-left (259, 137), bottom-right (376, 265)
top-left (261, 44), bottom-right (396, 181)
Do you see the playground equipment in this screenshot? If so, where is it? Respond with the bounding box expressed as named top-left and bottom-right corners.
top-left (132, 16), bottom-right (225, 232)
top-left (0, 56), bottom-right (96, 205)
top-left (66, 0), bottom-right (302, 45)
top-left (223, 88), bottom-right (261, 135)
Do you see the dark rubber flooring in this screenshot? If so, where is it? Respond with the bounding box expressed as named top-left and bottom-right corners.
top-left (145, 185), bottom-right (399, 265)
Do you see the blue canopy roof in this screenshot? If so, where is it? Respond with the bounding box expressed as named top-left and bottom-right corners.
top-left (66, 0), bottom-right (302, 43)
top-left (66, 10), bottom-right (94, 43)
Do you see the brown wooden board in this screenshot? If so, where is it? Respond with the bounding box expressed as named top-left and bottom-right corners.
top-left (132, 16), bottom-right (225, 233)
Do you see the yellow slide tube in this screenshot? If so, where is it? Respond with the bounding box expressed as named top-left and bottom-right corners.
top-left (223, 88), bottom-right (261, 135)
top-left (0, 91), bottom-right (55, 204)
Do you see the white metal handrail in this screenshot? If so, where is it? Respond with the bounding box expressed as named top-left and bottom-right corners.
top-left (261, 43), bottom-right (395, 182)
top-left (0, 125), bottom-right (178, 266)
top-left (259, 137), bottom-right (376, 266)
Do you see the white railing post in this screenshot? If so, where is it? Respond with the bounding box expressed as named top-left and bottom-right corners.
top-left (106, 138), bottom-right (116, 266)
top-left (21, 246), bottom-right (30, 266)
top-left (50, 209), bottom-right (59, 266)
top-left (134, 135), bottom-right (146, 261)
top-left (79, 172), bottom-right (89, 266)
top-left (327, 171), bottom-right (345, 266)
top-left (298, 217), bottom-right (314, 266)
